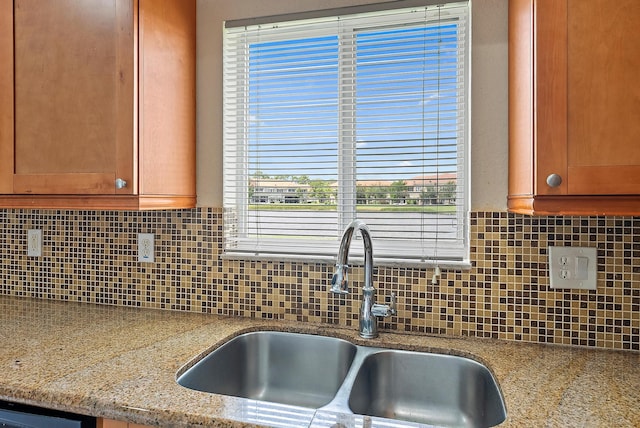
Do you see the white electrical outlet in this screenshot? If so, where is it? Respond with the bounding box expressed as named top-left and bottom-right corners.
top-left (549, 246), bottom-right (597, 290)
top-left (138, 233), bottom-right (155, 263)
top-left (27, 229), bottom-right (42, 257)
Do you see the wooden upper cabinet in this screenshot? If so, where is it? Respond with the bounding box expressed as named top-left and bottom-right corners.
top-left (0, 0), bottom-right (196, 210)
top-left (508, 0), bottom-right (640, 215)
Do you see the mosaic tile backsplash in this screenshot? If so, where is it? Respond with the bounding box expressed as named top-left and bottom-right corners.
top-left (0, 208), bottom-right (638, 351)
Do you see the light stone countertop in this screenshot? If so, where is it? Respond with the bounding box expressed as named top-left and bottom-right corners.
top-left (0, 296), bottom-right (639, 427)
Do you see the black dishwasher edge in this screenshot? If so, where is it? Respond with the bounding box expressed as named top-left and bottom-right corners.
top-left (0, 400), bottom-right (96, 428)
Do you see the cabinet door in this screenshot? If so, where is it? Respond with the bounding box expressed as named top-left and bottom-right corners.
top-left (1, 0), bottom-right (135, 195)
top-left (537, 0), bottom-right (640, 196)
top-left (565, 0), bottom-right (640, 194)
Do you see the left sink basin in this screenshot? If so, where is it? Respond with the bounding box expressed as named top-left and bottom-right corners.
top-left (177, 331), bottom-right (358, 408)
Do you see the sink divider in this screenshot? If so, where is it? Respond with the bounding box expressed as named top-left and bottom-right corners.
top-left (317, 345), bottom-right (383, 414)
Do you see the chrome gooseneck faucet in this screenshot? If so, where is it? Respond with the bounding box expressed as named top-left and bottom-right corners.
top-left (330, 219), bottom-right (396, 338)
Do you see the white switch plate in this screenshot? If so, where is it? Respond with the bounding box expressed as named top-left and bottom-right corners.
top-left (138, 233), bottom-right (155, 263)
top-left (27, 229), bottom-right (42, 257)
top-left (549, 246), bottom-right (597, 290)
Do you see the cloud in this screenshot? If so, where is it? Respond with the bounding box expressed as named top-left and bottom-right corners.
top-left (420, 93), bottom-right (440, 106)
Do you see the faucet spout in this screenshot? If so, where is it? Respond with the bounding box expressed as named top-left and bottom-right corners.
top-left (330, 220), bottom-right (395, 338)
top-left (330, 220), bottom-right (373, 295)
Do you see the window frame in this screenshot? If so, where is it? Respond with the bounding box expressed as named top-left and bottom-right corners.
top-left (223, 2), bottom-right (471, 268)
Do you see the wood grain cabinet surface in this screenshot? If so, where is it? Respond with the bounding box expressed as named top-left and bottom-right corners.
top-left (508, 0), bottom-right (640, 215)
top-left (98, 418), bottom-right (151, 428)
top-left (0, 0), bottom-right (196, 210)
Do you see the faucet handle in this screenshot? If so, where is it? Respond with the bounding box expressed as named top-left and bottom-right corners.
top-left (330, 264), bottom-right (349, 294)
top-left (371, 292), bottom-right (397, 318)
top-left (389, 292), bottom-right (397, 316)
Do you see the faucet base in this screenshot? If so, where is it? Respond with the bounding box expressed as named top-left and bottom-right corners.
top-left (359, 316), bottom-right (378, 339)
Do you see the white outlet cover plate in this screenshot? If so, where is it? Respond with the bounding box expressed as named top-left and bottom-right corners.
top-left (138, 233), bottom-right (155, 263)
top-left (549, 246), bottom-right (597, 290)
top-left (27, 229), bottom-right (42, 257)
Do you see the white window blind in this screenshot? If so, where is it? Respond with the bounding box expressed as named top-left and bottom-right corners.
top-left (223, 1), bottom-right (470, 266)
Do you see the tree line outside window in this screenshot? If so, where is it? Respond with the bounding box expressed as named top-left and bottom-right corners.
top-left (249, 172), bottom-right (457, 206)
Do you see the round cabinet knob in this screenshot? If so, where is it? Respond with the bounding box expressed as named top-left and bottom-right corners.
top-left (546, 173), bottom-right (562, 188)
top-left (115, 178), bottom-right (127, 189)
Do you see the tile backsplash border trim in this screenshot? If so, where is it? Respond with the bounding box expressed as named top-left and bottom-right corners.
top-left (0, 208), bottom-right (638, 351)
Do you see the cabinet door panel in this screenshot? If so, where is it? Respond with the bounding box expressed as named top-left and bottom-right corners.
top-left (567, 0), bottom-right (640, 194)
top-left (139, 0), bottom-right (196, 196)
top-left (12, 0), bottom-right (134, 194)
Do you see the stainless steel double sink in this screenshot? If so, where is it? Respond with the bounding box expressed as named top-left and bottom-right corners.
top-left (177, 331), bottom-right (506, 427)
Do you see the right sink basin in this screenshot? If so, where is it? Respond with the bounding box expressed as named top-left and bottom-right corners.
top-left (347, 350), bottom-right (507, 428)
